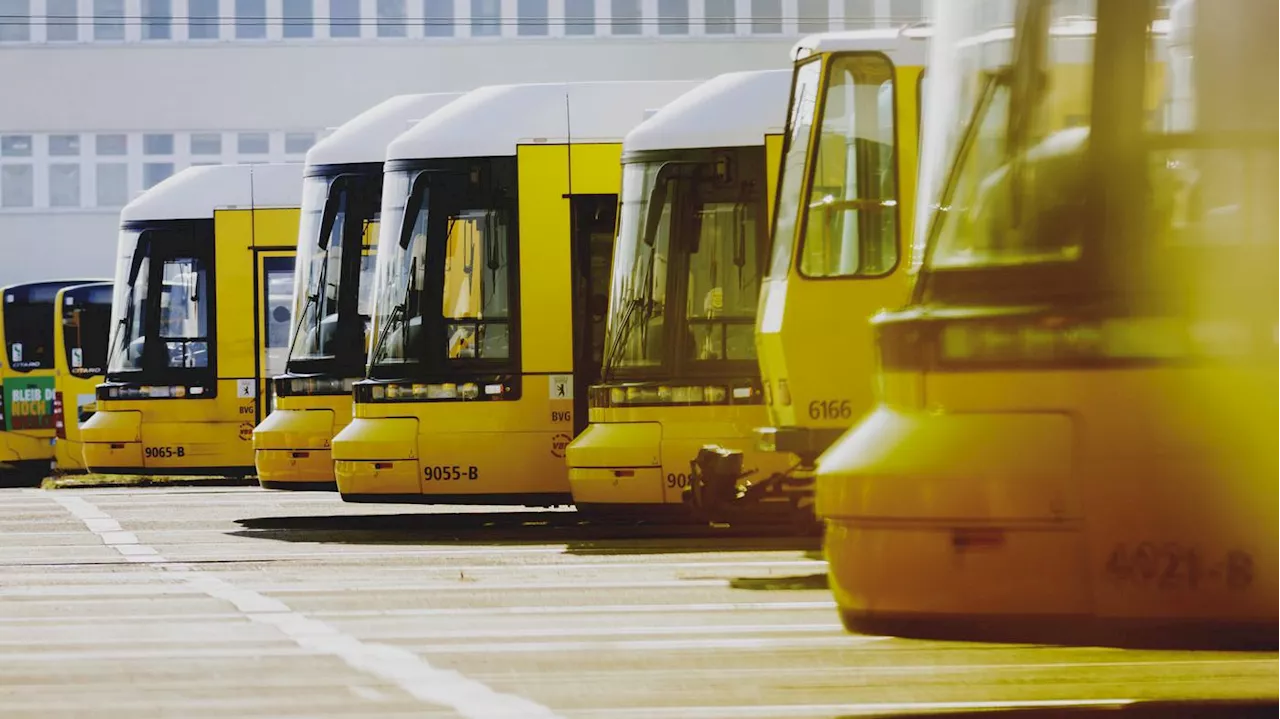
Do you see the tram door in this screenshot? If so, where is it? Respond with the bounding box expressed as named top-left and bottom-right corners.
top-left (257, 253), bottom-right (295, 421)
top-left (569, 195), bottom-right (619, 436)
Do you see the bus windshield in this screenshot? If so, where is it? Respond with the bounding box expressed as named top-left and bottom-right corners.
top-left (62, 285), bottom-right (113, 377)
top-left (4, 298), bottom-right (57, 372)
top-left (288, 170), bottom-right (382, 372)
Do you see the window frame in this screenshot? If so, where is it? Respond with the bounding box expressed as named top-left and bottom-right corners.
top-left (793, 50), bottom-right (904, 282)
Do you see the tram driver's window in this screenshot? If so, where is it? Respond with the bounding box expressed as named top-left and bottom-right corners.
top-left (799, 53), bottom-right (898, 279)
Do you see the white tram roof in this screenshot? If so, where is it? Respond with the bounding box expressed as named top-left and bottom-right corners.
top-left (387, 80), bottom-right (704, 162)
top-left (624, 70), bottom-right (791, 154)
top-left (305, 93), bottom-right (465, 168)
top-left (792, 27), bottom-right (931, 64)
top-left (120, 163), bottom-right (304, 223)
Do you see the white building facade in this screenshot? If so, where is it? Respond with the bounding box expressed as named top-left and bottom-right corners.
top-left (0, 0), bottom-right (926, 285)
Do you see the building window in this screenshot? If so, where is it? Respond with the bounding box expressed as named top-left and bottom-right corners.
top-left (94, 0), bottom-right (124, 39)
top-left (284, 132), bottom-right (315, 154)
top-left (797, 0), bottom-right (825, 32)
top-left (143, 163), bottom-right (174, 190)
top-left (704, 0), bottom-right (732, 33)
top-left (330, 0), bottom-right (360, 37)
top-left (45, 0), bottom-right (78, 41)
top-left (377, 0), bottom-right (405, 35)
top-left (282, 0), bottom-right (312, 36)
top-left (890, 0), bottom-right (922, 23)
top-left (610, 0), bottom-right (639, 35)
top-left (0, 0), bottom-right (29, 42)
top-left (49, 135), bottom-right (81, 156)
top-left (423, 0), bottom-right (451, 35)
top-left (96, 134), bottom-right (128, 155)
top-left (750, 0), bottom-right (779, 33)
top-left (143, 0), bottom-right (172, 38)
top-left (49, 165), bottom-right (81, 208)
top-left (190, 133), bottom-right (222, 155)
top-left (1, 135), bottom-right (33, 157)
top-left (843, 0), bottom-right (872, 29)
top-left (516, 0), bottom-right (546, 35)
top-left (1, 165), bottom-right (34, 207)
top-left (657, 0), bottom-right (686, 34)
top-left (188, 0), bottom-right (220, 38)
top-left (236, 0), bottom-right (266, 37)
top-left (563, 0), bottom-right (591, 34)
top-left (471, 0), bottom-right (499, 36)
top-left (96, 163), bottom-right (128, 206)
top-left (238, 132), bottom-right (270, 154)
top-left (143, 133), bottom-right (175, 155)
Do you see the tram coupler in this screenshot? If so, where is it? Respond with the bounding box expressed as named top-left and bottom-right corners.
top-left (682, 444), bottom-right (819, 531)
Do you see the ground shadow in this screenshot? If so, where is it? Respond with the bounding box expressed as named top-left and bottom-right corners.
top-left (229, 510), bottom-right (822, 555)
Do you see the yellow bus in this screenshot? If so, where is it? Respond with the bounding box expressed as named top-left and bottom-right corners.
top-left (52, 281), bottom-right (114, 473)
top-left (565, 70), bottom-right (792, 521)
top-left (255, 93), bottom-right (462, 491)
top-left (816, 0), bottom-right (1277, 648)
top-left (0, 279), bottom-right (103, 485)
top-left (686, 29), bottom-right (928, 523)
top-left (82, 164), bottom-right (303, 477)
top-left (332, 80), bottom-right (700, 505)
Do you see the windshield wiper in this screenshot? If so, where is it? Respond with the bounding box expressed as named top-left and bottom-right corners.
top-left (285, 245), bottom-right (331, 364)
top-left (369, 256), bottom-right (417, 366)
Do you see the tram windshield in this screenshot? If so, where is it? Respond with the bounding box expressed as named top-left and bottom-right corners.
top-left (287, 171), bottom-right (382, 372)
top-left (107, 228), bottom-right (212, 376)
top-left (604, 149), bottom-right (766, 378)
top-left (62, 284), bottom-right (113, 378)
top-left (368, 161), bottom-right (516, 377)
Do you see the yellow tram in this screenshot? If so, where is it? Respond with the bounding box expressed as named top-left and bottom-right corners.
top-left (816, 0), bottom-right (1277, 648)
top-left (52, 281), bottom-right (114, 473)
top-left (254, 93), bottom-right (462, 490)
top-left (82, 164), bottom-right (302, 477)
top-left (564, 70), bottom-right (792, 519)
top-left (332, 80), bottom-right (699, 505)
top-left (687, 28), bottom-right (928, 523)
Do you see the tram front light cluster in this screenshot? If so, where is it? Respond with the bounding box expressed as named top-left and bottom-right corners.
top-left (355, 380), bottom-right (511, 404)
top-left (590, 382), bottom-right (761, 409)
top-left (275, 376), bottom-right (359, 397)
top-left (98, 384), bottom-right (211, 401)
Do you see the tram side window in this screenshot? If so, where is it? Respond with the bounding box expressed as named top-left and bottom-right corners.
top-left (158, 258), bottom-right (209, 368)
top-left (442, 210), bottom-right (510, 361)
top-left (799, 53), bottom-right (898, 278)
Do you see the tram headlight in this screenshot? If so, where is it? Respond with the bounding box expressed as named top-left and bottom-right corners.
top-left (275, 376), bottom-right (359, 397)
top-left (355, 379), bottom-right (513, 403)
top-left (589, 381), bottom-right (760, 408)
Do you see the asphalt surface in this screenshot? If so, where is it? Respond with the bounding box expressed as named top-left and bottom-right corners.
top-left (0, 484), bottom-right (1276, 718)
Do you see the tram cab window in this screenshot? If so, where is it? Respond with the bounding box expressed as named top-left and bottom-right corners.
top-left (158, 258), bottom-right (209, 368)
top-left (443, 209), bottom-right (510, 361)
top-left (798, 53), bottom-right (899, 279)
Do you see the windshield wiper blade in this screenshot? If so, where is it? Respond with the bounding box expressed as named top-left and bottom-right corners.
top-left (369, 257), bottom-right (417, 366)
top-left (602, 296), bottom-right (647, 381)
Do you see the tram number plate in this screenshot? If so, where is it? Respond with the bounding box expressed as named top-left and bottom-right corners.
top-left (144, 446), bottom-right (185, 459)
top-left (666, 473), bottom-right (692, 489)
top-left (424, 465), bottom-right (479, 481)
top-left (1104, 542), bottom-right (1253, 590)
top-left (808, 399), bottom-right (852, 421)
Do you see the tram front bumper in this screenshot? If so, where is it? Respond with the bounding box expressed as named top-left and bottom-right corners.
top-left (79, 410), bottom-right (143, 472)
top-left (816, 407), bottom-right (1088, 632)
top-left (253, 408), bottom-right (337, 490)
top-left (332, 417), bottom-right (420, 499)
top-left (566, 422), bottom-right (664, 508)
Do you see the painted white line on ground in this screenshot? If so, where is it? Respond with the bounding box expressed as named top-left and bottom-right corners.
top-left (564, 699), bottom-right (1138, 718)
top-left (46, 492), bottom-right (563, 719)
top-left (397, 634), bottom-right (889, 654)
top-left (316, 600), bottom-right (839, 618)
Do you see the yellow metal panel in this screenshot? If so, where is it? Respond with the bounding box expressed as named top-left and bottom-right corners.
top-left (516, 143), bottom-right (622, 374)
top-left (214, 209), bottom-right (257, 380)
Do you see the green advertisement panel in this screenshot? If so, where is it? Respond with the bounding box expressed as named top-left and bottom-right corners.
top-left (3, 377), bottom-right (56, 431)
